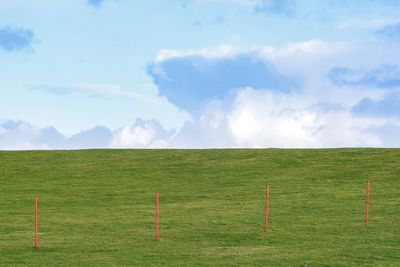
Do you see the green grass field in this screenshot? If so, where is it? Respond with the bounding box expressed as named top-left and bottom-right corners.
top-left (0, 149), bottom-right (399, 266)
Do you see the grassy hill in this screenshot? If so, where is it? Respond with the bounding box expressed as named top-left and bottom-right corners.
top-left (0, 149), bottom-right (399, 266)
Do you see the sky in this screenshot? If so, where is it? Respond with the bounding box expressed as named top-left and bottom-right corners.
top-left (1, 0), bottom-right (400, 149)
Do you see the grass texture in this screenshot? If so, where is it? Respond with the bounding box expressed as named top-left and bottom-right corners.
top-left (0, 149), bottom-right (399, 266)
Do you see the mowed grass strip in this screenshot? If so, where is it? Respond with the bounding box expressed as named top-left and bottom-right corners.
top-left (0, 149), bottom-right (399, 266)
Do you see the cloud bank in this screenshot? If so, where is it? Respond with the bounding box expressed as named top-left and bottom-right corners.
top-left (0, 120), bottom-right (171, 150)
top-left (2, 39), bottom-right (400, 149)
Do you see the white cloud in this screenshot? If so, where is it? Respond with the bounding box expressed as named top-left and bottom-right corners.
top-left (110, 119), bottom-right (175, 148)
top-left (336, 18), bottom-right (400, 31)
top-left (32, 84), bottom-right (161, 104)
top-left (152, 37), bottom-right (400, 148)
top-left (155, 45), bottom-right (237, 62)
top-left (168, 88), bottom-right (382, 148)
top-left (3, 39), bottom-right (400, 149)
top-left (150, 40), bottom-right (391, 114)
top-left (228, 89), bottom-right (318, 147)
top-left (0, 142), bottom-right (51, 150)
top-left (0, 93), bottom-right (393, 149)
top-left (0, 121), bottom-right (63, 150)
top-left (0, 119), bottom-right (173, 150)
top-left (228, 88), bottom-right (382, 147)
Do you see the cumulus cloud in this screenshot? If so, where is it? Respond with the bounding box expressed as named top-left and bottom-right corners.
top-left (0, 120), bottom-right (173, 150)
top-left (0, 93), bottom-right (394, 149)
top-left (110, 119), bottom-right (175, 148)
top-left (3, 39), bottom-right (400, 149)
top-left (63, 126), bottom-right (112, 149)
top-left (148, 48), bottom-right (297, 113)
top-left (147, 41), bottom-right (399, 148)
top-left (169, 100), bottom-right (235, 148)
top-left (0, 121), bottom-right (114, 150)
top-left (0, 121), bottom-right (63, 150)
top-left (228, 89), bottom-right (382, 147)
top-left (0, 25), bottom-right (34, 52)
top-left (169, 88), bottom-right (381, 148)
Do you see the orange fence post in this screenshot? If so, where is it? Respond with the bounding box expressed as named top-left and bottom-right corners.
top-left (366, 180), bottom-right (370, 226)
top-left (264, 184), bottom-right (270, 232)
top-left (156, 192), bottom-right (159, 241)
top-left (34, 195), bottom-right (39, 249)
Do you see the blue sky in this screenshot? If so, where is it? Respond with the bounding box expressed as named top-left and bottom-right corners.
top-left (1, 0), bottom-right (400, 149)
